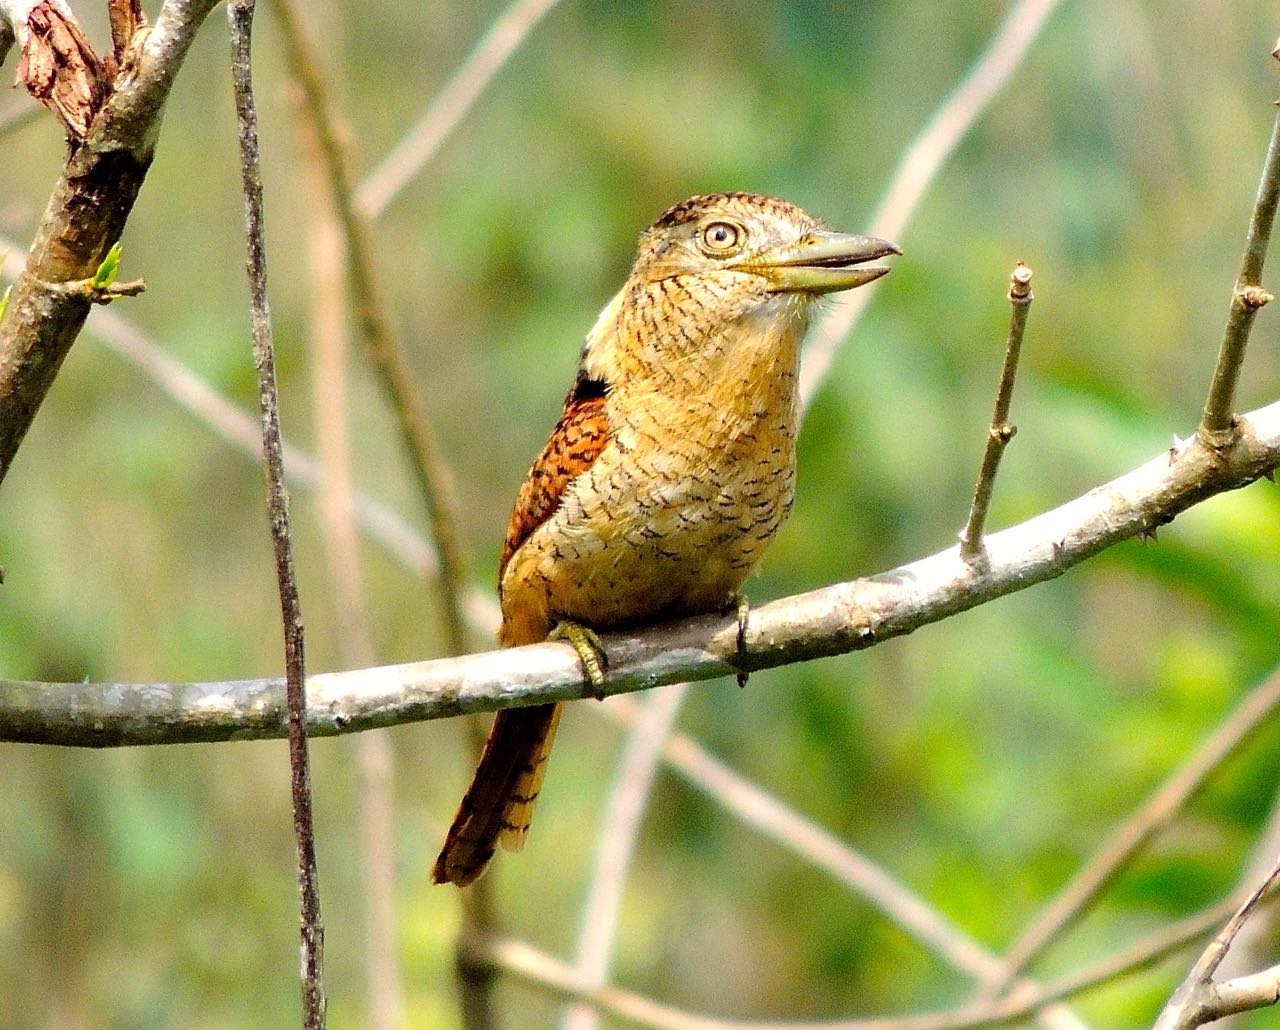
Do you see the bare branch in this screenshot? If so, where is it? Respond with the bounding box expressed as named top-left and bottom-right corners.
top-left (2, 398), bottom-right (1276, 747)
top-left (959, 263), bottom-right (1034, 560)
top-left (228, 2), bottom-right (324, 1023)
top-left (480, 889), bottom-right (1277, 1030)
top-left (355, 0), bottom-right (562, 219)
top-left (298, 110), bottom-right (402, 1029)
top-left (565, 686), bottom-right (690, 1030)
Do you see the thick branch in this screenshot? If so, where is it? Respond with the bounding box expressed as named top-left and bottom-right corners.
top-left (1, 400), bottom-right (1277, 747)
top-left (0, 0), bottom-right (221, 485)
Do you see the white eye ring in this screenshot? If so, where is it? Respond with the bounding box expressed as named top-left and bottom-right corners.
top-left (699, 220), bottom-right (744, 255)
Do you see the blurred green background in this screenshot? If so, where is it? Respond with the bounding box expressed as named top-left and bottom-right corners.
top-left (3, 1), bottom-right (1280, 1026)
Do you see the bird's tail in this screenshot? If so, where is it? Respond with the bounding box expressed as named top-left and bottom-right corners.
top-left (431, 702), bottom-right (563, 887)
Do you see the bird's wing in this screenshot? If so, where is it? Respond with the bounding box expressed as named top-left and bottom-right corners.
top-left (499, 375), bottom-right (610, 582)
top-left (433, 377), bottom-right (611, 887)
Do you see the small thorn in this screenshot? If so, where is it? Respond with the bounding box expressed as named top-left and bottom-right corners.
top-left (1137, 525), bottom-right (1158, 544)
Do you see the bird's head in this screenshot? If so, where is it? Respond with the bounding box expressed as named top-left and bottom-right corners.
top-left (633, 192), bottom-right (898, 298)
top-left (578, 192), bottom-right (898, 393)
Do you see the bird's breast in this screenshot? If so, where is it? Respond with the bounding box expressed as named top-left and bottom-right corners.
top-left (499, 314), bottom-right (803, 639)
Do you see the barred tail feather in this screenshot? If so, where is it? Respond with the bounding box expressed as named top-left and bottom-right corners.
top-left (431, 702), bottom-right (563, 887)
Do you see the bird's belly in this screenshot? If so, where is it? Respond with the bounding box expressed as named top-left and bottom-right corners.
top-left (499, 427), bottom-right (795, 642)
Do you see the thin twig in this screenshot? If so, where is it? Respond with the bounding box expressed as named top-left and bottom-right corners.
top-left (799, 0), bottom-right (1062, 409)
top-left (1155, 859), bottom-right (1280, 1030)
top-left (1200, 56), bottom-right (1280, 439)
top-left (271, 0), bottom-right (471, 658)
top-left (227, 3), bottom-right (324, 1025)
top-left (354, 0), bottom-right (561, 219)
top-left (565, 686), bottom-right (689, 1030)
top-left (980, 653), bottom-right (1280, 998)
top-left (959, 263), bottom-right (1033, 560)
top-left (298, 106), bottom-right (401, 1030)
top-left (601, 694), bottom-right (1002, 980)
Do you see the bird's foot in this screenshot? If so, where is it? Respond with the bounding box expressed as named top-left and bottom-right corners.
top-left (550, 620), bottom-right (609, 700)
top-left (725, 592), bottom-right (751, 688)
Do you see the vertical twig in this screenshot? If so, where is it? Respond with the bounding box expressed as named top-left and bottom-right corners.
top-left (268, 4), bottom-right (493, 1024)
top-left (227, 3), bottom-right (324, 1026)
top-left (959, 262), bottom-right (1033, 561)
top-left (1199, 49), bottom-right (1280, 439)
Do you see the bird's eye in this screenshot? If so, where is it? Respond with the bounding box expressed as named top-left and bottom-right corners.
top-left (699, 220), bottom-right (744, 256)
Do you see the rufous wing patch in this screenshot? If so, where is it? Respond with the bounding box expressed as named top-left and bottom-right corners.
top-left (499, 375), bottom-right (611, 581)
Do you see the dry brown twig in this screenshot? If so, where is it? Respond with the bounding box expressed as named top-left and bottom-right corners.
top-left (227, 2), bottom-right (324, 1024)
top-left (977, 666), bottom-right (1280, 1003)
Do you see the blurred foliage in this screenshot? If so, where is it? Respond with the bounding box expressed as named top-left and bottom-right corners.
top-left (2, 0), bottom-right (1280, 1027)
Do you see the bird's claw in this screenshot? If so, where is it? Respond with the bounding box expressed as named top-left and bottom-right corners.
top-left (550, 620), bottom-right (609, 700)
top-left (727, 592), bottom-right (750, 688)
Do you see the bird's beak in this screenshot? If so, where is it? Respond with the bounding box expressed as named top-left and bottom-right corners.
top-left (745, 231), bottom-right (900, 294)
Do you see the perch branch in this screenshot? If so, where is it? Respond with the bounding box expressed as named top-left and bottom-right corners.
top-left (960, 262), bottom-right (1033, 560)
top-left (228, 2), bottom-right (324, 1024)
top-left (1, 397), bottom-right (1277, 747)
